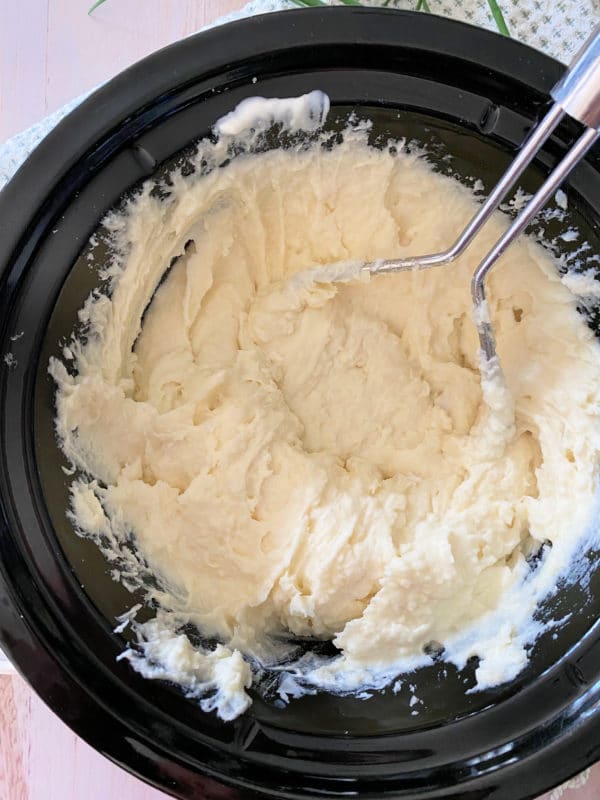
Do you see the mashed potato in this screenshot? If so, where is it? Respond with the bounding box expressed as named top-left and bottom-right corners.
top-left (50, 93), bottom-right (600, 719)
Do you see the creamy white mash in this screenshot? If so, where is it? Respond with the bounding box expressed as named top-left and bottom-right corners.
top-left (50, 93), bottom-right (600, 720)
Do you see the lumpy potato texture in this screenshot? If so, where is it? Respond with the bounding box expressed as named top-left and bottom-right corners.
top-left (51, 137), bottom-right (600, 718)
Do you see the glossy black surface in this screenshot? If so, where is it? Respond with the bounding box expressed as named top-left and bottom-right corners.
top-left (1, 8), bottom-right (600, 799)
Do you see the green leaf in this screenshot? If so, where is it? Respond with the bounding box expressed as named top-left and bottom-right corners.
top-left (88, 0), bottom-right (108, 13)
top-left (486, 0), bottom-right (510, 36)
top-left (338, 0), bottom-right (362, 5)
top-left (415, 0), bottom-right (431, 10)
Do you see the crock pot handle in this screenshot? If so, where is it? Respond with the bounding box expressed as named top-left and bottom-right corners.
top-left (551, 24), bottom-right (600, 131)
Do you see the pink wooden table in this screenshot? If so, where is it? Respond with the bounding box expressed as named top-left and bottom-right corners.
top-left (0, 2), bottom-right (599, 798)
top-left (0, 0), bottom-right (244, 143)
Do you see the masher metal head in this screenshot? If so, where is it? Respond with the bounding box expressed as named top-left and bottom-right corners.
top-left (365, 25), bottom-right (600, 367)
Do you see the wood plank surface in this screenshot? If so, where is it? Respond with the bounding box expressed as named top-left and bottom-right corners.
top-left (0, 0), bottom-right (245, 143)
top-left (0, 673), bottom-right (168, 800)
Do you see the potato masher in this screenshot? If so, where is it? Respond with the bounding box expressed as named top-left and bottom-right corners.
top-left (363, 24), bottom-right (600, 367)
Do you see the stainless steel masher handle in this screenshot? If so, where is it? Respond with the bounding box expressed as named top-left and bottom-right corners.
top-left (552, 24), bottom-right (600, 130)
top-left (471, 24), bottom-right (600, 360)
top-left (362, 25), bottom-right (600, 365)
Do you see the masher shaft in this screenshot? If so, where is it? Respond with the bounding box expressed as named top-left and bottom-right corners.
top-left (370, 103), bottom-right (565, 276)
top-left (471, 125), bottom-right (600, 359)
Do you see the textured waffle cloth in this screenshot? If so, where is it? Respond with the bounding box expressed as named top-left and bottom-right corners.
top-left (0, 1), bottom-right (598, 795)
